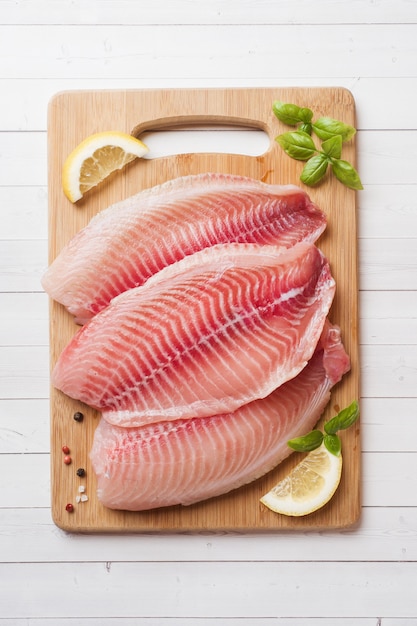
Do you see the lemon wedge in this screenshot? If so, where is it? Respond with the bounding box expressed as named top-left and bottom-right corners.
top-left (62, 131), bottom-right (149, 202)
top-left (260, 443), bottom-right (343, 516)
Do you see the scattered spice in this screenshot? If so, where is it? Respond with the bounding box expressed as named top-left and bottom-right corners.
top-left (76, 488), bottom-right (89, 504)
top-left (63, 413), bottom-right (87, 509)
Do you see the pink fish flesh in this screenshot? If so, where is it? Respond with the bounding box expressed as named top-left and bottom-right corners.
top-left (52, 242), bottom-right (336, 427)
top-left (41, 173), bottom-right (327, 323)
top-left (90, 320), bottom-right (350, 511)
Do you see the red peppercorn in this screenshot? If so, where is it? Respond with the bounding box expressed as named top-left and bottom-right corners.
top-left (65, 503), bottom-right (74, 512)
top-left (62, 445), bottom-right (70, 454)
top-left (63, 455), bottom-right (72, 465)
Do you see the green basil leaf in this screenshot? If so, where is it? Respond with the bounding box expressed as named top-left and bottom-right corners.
top-left (300, 154), bottom-right (329, 186)
top-left (324, 400), bottom-right (360, 435)
top-left (321, 135), bottom-right (342, 159)
top-left (276, 131), bottom-right (317, 161)
top-left (331, 159), bottom-right (364, 190)
top-left (324, 434), bottom-right (342, 457)
top-left (272, 101), bottom-right (305, 126)
top-left (299, 122), bottom-right (313, 135)
top-left (313, 117), bottom-right (356, 142)
top-left (288, 429), bottom-right (323, 452)
top-left (299, 107), bottom-right (314, 123)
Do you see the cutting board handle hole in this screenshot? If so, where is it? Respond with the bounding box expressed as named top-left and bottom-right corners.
top-left (132, 122), bottom-right (271, 159)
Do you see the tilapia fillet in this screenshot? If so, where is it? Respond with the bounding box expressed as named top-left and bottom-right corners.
top-left (42, 173), bottom-right (326, 323)
top-left (90, 321), bottom-right (350, 511)
top-left (52, 242), bottom-right (336, 427)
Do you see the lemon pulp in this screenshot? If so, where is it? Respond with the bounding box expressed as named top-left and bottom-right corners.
top-left (62, 131), bottom-right (149, 202)
top-left (260, 443), bottom-right (343, 517)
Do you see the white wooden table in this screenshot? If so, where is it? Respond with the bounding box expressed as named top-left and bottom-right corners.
top-left (1, 1), bottom-right (416, 623)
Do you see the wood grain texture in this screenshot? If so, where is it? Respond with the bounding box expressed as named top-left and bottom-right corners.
top-left (2, 561), bottom-right (417, 619)
top-left (2, 0), bottom-right (415, 25)
top-left (2, 506), bottom-right (417, 564)
top-left (3, 25), bottom-right (416, 79)
top-left (47, 87), bottom-right (360, 532)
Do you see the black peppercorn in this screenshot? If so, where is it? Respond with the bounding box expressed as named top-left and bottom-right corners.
top-left (76, 468), bottom-right (86, 477)
top-left (73, 411), bottom-right (84, 422)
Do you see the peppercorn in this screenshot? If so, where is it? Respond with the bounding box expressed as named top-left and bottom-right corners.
top-left (76, 468), bottom-right (86, 477)
top-left (63, 455), bottom-right (72, 465)
top-left (62, 445), bottom-right (70, 454)
top-left (73, 411), bottom-right (84, 422)
top-left (65, 503), bottom-right (74, 512)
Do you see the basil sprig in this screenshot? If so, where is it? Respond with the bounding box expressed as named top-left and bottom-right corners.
top-left (273, 101), bottom-right (363, 190)
top-left (287, 400), bottom-right (360, 457)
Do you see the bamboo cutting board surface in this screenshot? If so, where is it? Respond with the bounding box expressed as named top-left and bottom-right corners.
top-left (47, 87), bottom-right (360, 532)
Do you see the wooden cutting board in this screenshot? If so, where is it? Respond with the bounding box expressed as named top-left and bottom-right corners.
top-left (47, 87), bottom-right (361, 532)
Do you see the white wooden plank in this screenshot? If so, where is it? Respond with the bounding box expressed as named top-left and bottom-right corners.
top-left (359, 239), bottom-right (417, 291)
top-left (2, 182), bottom-right (416, 243)
top-left (3, 238), bottom-right (415, 298)
top-left (352, 76), bottom-right (417, 131)
top-left (0, 346), bottom-right (49, 399)
top-left (2, 343), bottom-right (417, 399)
top-left (1, 130), bottom-right (416, 187)
top-left (1, 0), bottom-right (415, 25)
top-left (362, 451), bottom-right (417, 506)
top-left (142, 130), bottom-right (417, 187)
top-left (0, 453), bottom-right (50, 508)
top-left (2, 616), bottom-right (415, 626)
top-left (0, 240), bottom-right (47, 292)
top-left (1, 506), bottom-right (416, 563)
top-left (3, 396), bottom-right (415, 455)
top-left (358, 185), bottom-right (417, 239)
top-left (0, 4), bottom-right (416, 624)
top-left (2, 77), bottom-right (417, 132)
top-left (1, 25), bottom-right (416, 80)
top-left (0, 293), bottom-right (48, 346)
top-left (360, 291), bottom-right (417, 345)
top-left (0, 399), bottom-right (49, 453)
top-left (0, 133), bottom-right (47, 186)
top-left (0, 184), bottom-right (417, 254)
top-left (357, 131), bottom-right (417, 185)
top-left (0, 186), bottom-right (47, 240)
top-left (1, 451), bottom-right (415, 508)
top-left (0, 560), bottom-right (416, 618)
top-left (0, 620), bottom-right (390, 626)
top-left (361, 344), bottom-right (417, 397)
top-left (1, 397), bottom-right (415, 455)
top-left (372, 622), bottom-right (417, 626)
top-left (360, 398), bottom-right (417, 452)
top-left (0, 396), bottom-right (414, 455)
top-left (0, 617), bottom-right (390, 626)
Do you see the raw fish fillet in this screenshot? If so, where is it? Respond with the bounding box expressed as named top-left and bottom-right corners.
top-left (90, 320), bottom-right (350, 511)
top-left (52, 242), bottom-right (336, 427)
top-left (42, 173), bottom-right (327, 323)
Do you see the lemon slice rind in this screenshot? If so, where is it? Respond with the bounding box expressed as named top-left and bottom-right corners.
top-left (62, 131), bottom-right (149, 203)
top-left (260, 443), bottom-right (343, 517)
